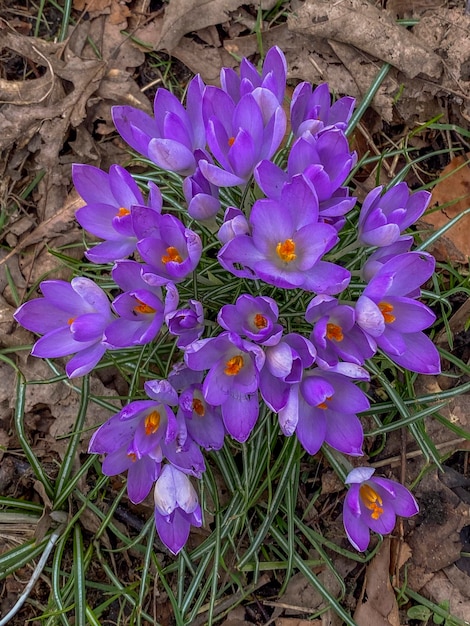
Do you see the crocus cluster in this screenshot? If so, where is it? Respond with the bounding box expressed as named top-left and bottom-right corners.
top-left (14, 47), bottom-right (433, 554)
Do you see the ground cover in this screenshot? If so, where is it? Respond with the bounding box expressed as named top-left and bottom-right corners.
top-left (1, 1), bottom-right (470, 625)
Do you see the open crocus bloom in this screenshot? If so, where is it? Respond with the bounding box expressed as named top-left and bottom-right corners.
top-left (343, 467), bottom-right (419, 551)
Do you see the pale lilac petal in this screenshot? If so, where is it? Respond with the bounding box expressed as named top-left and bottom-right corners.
top-left (222, 392), bottom-right (259, 442)
top-left (65, 342), bottom-right (107, 378)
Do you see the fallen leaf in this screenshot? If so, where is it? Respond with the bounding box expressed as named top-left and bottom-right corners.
top-left (287, 0), bottom-right (442, 79)
top-left (423, 153), bottom-right (470, 262)
top-left (157, 0), bottom-right (247, 52)
top-left (354, 538), bottom-right (400, 626)
top-left (423, 565), bottom-right (470, 623)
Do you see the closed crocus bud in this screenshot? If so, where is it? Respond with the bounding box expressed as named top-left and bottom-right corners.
top-left (343, 467), bottom-right (419, 551)
top-left (154, 465), bottom-right (202, 554)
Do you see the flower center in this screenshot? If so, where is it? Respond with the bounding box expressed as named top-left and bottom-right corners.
top-left (162, 246), bottom-right (183, 264)
top-left (192, 398), bottom-right (205, 417)
top-left (228, 136), bottom-right (235, 147)
top-left (360, 483), bottom-right (384, 520)
top-left (127, 452), bottom-right (137, 463)
top-left (326, 323), bottom-right (343, 342)
top-left (224, 355), bottom-right (244, 376)
top-left (67, 317), bottom-right (76, 326)
top-left (317, 396), bottom-right (332, 410)
top-left (117, 207), bottom-right (130, 217)
top-left (144, 410), bottom-right (161, 435)
top-left (133, 299), bottom-right (156, 315)
top-left (276, 239), bottom-right (296, 263)
top-left (254, 313), bottom-right (268, 329)
top-left (378, 301), bottom-right (396, 324)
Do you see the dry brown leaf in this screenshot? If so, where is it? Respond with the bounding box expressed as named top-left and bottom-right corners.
top-left (157, 0), bottom-right (247, 52)
top-left (423, 565), bottom-right (470, 623)
top-left (171, 37), bottom-right (235, 84)
top-left (0, 189), bottom-right (84, 268)
top-left (354, 539), bottom-right (400, 626)
top-left (407, 470), bottom-right (469, 591)
top-left (423, 153), bottom-right (470, 262)
top-left (287, 0), bottom-right (442, 79)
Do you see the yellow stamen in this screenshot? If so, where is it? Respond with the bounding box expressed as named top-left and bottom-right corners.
top-left (144, 410), bottom-right (161, 436)
top-left (254, 313), bottom-right (268, 329)
top-left (192, 398), bottom-right (205, 416)
top-left (162, 246), bottom-right (183, 264)
top-left (326, 323), bottom-right (343, 342)
top-left (133, 299), bottom-right (156, 315)
top-left (378, 301), bottom-right (396, 324)
top-left (224, 355), bottom-right (244, 376)
top-left (228, 136), bottom-right (235, 147)
top-left (127, 452), bottom-right (137, 463)
top-left (360, 483), bottom-right (384, 520)
top-left (117, 207), bottom-right (130, 217)
top-left (276, 239), bottom-right (296, 263)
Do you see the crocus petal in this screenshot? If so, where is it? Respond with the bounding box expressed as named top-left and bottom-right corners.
top-left (222, 392), bottom-right (259, 442)
top-left (65, 342), bottom-right (107, 378)
top-left (155, 509), bottom-right (191, 555)
top-left (343, 486), bottom-right (371, 551)
top-left (324, 411), bottom-right (364, 456)
top-left (372, 477), bottom-right (419, 517)
top-left (295, 402), bottom-right (327, 455)
top-left (127, 456), bottom-right (160, 504)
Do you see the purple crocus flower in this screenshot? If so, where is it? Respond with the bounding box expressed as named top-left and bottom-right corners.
top-left (361, 236), bottom-right (413, 282)
top-left (89, 380), bottom-right (179, 458)
top-left (306, 295), bottom-right (376, 369)
top-left (358, 183), bottom-right (431, 247)
top-left (343, 467), bottom-right (419, 551)
top-left (290, 82), bottom-right (355, 138)
top-left (132, 207), bottom-right (202, 284)
top-left (154, 464), bottom-right (203, 555)
top-left (200, 86), bottom-right (286, 187)
top-left (355, 252), bottom-right (441, 374)
top-left (255, 129), bottom-right (356, 209)
top-left (279, 369), bottom-right (368, 456)
top-left (217, 207), bottom-right (250, 245)
top-left (14, 277), bottom-right (113, 378)
top-left (178, 383), bottom-right (225, 450)
top-left (183, 155), bottom-right (221, 222)
top-left (73, 164), bottom-right (162, 263)
top-left (112, 75), bottom-right (206, 175)
top-left (105, 260), bottom-right (179, 347)
top-left (218, 175), bottom-right (350, 294)
top-left (101, 443), bottom-right (161, 504)
top-left (260, 333), bottom-right (316, 412)
top-left (220, 46), bottom-right (287, 105)
top-left (166, 300), bottom-right (204, 349)
top-left (218, 295), bottom-right (283, 346)
top-left (184, 332), bottom-right (265, 442)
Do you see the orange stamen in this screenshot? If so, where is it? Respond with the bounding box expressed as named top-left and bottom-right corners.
top-left (192, 398), bottom-right (205, 417)
top-left (162, 246), bottom-right (183, 264)
top-left (317, 396), bottom-right (332, 410)
top-left (133, 299), bottom-right (156, 315)
top-left (224, 355), bottom-right (244, 376)
top-left (127, 452), bottom-right (137, 463)
top-left (276, 239), bottom-right (296, 263)
top-left (254, 313), bottom-right (268, 329)
top-left (378, 301), bottom-right (396, 324)
top-left (117, 207), bottom-right (130, 217)
top-left (326, 323), bottom-right (343, 342)
top-left (67, 317), bottom-right (76, 326)
top-left (144, 410), bottom-right (161, 436)
top-left (360, 483), bottom-right (384, 520)
top-left (228, 136), bottom-right (235, 147)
